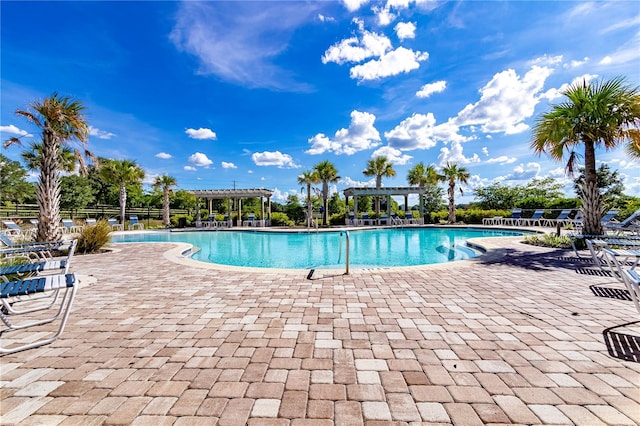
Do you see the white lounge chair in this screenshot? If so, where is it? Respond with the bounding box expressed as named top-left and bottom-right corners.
top-left (2, 220), bottom-right (26, 237)
top-left (542, 209), bottom-right (573, 227)
top-left (0, 272), bottom-right (79, 355)
top-left (502, 209), bottom-right (523, 226)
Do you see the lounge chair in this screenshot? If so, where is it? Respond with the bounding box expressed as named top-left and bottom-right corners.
top-left (502, 209), bottom-right (523, 226)
top-left (600, 209), bottom-right (620, 227)
top-left (0, 272), bottom-right (78, 355)
top-left (541, 209), bottom-right (572, 227)
top-left (243, 213), bottom-right (256, 227)
top-left (85, 218), bottom-right (97, 227)
top-left (2, 220), bottom-right (26, 237)
top-left (524, 209), bottom-right (545, 226)
top-left (0, 234), bottom-right (71, 261)
top-left (361, 213), bottom-right (375, 226)
top-left (482, 216), bottom-right (503, 226)
top-left (0, 239), bottom-right (76, 279)
top-left (128, 216), bottom-right (144, 230)
top-left (601, 246), bottom-right (640, 284)
top-left (605, 208), bottom-right (640, 235)
top-left (108, 218), bottom-right (124, 231)
top-left (61, 219), bottom-right (83, 234)
top-left (621, 269), bottom-right (640, 315)
top-left (378, 214), bottom-right (389, 226)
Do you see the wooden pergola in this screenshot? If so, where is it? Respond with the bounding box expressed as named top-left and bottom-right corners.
top-left (190, 188), bottom-right (273, 227)
top-left (343, 186), bottom-right (426, 223)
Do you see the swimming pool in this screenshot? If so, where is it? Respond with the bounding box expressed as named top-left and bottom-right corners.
top-left (111, 227), bottom-right (528, 269)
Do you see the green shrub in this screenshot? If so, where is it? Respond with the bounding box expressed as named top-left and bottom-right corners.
top-left (523, 233), bottom-right (571, 248)
top-left (170, 214), bottom-right (193, 227)
top-left (270, 212), bottom-right (293, 226)
top-left (77, 219), bottom-right (111, 254)
top-left (329, 213), bottom-right (345, 226)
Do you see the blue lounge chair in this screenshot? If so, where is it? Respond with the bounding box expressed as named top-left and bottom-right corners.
top-left (621, 269), bottom-right (640, 315)
top-left (502, 209), bottom-right (523, 226)
top-left (600, 209), bottom-right (620, 226)
top-left (524, 209), bottom-right (545, 226)
top-left (0, 239), bottom-right (76, 279)
top-left (128, 216), bottom-right (144, 230)
top-left (605, 208), bottom-right (640, 235)
top-left (108, 218), bottom-right (124, 231)
top-left (0, 272), bottom-right (78, 355)
top-left (61, 219), bottom-right (82, 234)
top-left (85, 218), bottom-right (97, 227)
top-left (542, 209), bottom-right (572, 227)
top-left (2, 220), bottom-right (26, 237)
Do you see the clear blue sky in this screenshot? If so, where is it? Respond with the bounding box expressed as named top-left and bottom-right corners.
top-left (2, 1), bottom-right (639, 203)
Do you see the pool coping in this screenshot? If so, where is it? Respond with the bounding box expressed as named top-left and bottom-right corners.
top-left (109, 225), bottom-right (538, 275)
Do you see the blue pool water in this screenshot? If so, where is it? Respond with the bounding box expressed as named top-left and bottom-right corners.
top-left (111, 227), bottom-right (527, 269)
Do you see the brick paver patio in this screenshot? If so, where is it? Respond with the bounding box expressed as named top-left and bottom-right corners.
top-left (1, 237), bottom-right (639, 425)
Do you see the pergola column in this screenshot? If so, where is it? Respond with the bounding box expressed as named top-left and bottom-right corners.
top-left (237, 198), bottom-right (242, 226)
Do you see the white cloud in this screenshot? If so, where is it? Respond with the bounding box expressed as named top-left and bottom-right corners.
top-left (184, 165), bottom-right (197, 171)
top-left (350, 47), bottom-right (428, 81)
top-left (188, 152), bottom-right (213, 167)
top-left (385, 114), bottom-right (469, 151)
top-left (600, 56), bottom-right (613, 65)
top-left (342, 0), bottom-right (369, 12)
top-left (455, 65), bottom-right (554, 135)
top-left (371, 146), bottom-right (413, 165)
top-left (437, 140), bottom-right (480, 166)
top-left (567, 57), bottom-right (589, 68)
top-left (341, 176), bottom-right (376, 187)
top-left (504, 162), bottom-right (541, 181)
top-left (0, 124), bottom-right (32, 137)
top-left (88, 125), bottom-right (115, 140)
top-left (482, 147), bottom-right (489, 156)
top-left (156, 152), bottom-right (172, 159)
top-left (486, 155), bottom-right (517, 165)
top-left (597, 32), bottom-right (640, 66)
top-left (540, 74), bottom-right (598, 101)
top-left (306, 110), bottom-right (381, 155)
top-left (530, 54), bottom-right (563, 66)
top-left (221, 161), bottom-right (237, 169)
top-left (317, 14), bottom-right (335, 23)
top-left (252, 151), bottom-right (300, 168)
top-left (548, 167), bottom-right (567, 178)
top-left (394, 22), bottom-right (416, 40)
top-left (186, 127), bottom-right (217, 140)
top-left (270, 187), bottom-right (292, 203)
top-left (374, 6), bottom-right (396, 26)
top-left (322, 30), bottom-right (392, 65)
top-left (170, 1), bottom-right (318, 91)
top-left (416, 80), bottom-right (446, 98)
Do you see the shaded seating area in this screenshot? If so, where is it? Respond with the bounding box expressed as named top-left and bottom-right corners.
top-left (343, 186), bottom-right (426, 227)
top-left (191, 188), bottom-right (273, 228)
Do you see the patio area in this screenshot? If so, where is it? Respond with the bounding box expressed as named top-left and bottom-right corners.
top-left (1, 238), bottom-right (639, 425)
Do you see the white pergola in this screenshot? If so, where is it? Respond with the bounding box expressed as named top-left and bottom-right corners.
top-left (190, 188), bottom-right (273, 227)
top-left (343, 186), bottom-right (426, 222)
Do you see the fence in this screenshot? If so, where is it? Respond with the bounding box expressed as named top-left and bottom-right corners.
top-left (0, 204), bottom-right (192, 225)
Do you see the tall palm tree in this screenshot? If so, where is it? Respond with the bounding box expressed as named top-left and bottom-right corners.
top-left (4, 93), bottom-right (91, 242)
top-left (100, 159), bottom-right (145, 225)
top-left (531, 76), bottom-right (640, 235)
top-left (313, 160), bottom-right (340, 226)
top-left (298, 170), bottom-right (319, 227)
top-left (407, 162), bottom-right (440, 214)
top-left (153, 174), bottom-right (177, 227)
top-left (21, 141), bottom-right (80, 174)
top-left (363, 156), bottom-right (396, 216)
top-left (441, 162), bottom-right (469, 224)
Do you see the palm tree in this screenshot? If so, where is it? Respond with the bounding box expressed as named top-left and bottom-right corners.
top-left (531, 76), bottom-right (640, 235)
top-left (313, 160), bottom-right (340, 226)
top-left (153, 174), bottom-right (177, 227)
top-left (407, 162), bottom-right (440, 215)
top-left (21, 141), bottom-right (77, 172)
top-left (441, 162), bottom-right (469, 224)
top-left (4, 93), bottom-right (91, 241)
top-left (363, 156), bottom-right (396, 216)
top-left (298, 170), bottom-right (319, 227)
top-left (100, 159), bottom-right (145, 225)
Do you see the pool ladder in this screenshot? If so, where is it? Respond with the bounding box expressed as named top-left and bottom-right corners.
top-left (341, 230), bottom-right (350, 275)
